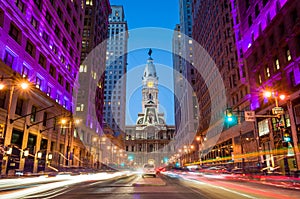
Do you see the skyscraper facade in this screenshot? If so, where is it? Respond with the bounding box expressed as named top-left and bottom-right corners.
top-left (192, 0), bottom-right (250, 167)
top-left (76, 0), bottom-right (111, 168)
top-left (0, 0), bottom-right (86, 174)
top-left (173, 0), bottom-right (199, 163)
top-left (104, 5), bottom-right (128, 133)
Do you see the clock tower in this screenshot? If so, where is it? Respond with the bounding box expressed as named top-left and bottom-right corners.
top-left (125, 49), bottom-right (175, 167)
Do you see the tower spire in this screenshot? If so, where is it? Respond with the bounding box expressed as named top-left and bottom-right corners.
top-left (148, 48), bottom-right (152, 57)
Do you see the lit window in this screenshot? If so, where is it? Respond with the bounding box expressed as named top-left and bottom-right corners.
top-left (265, 67), bottom-right (270, 78)
top-left (275, 58), bottom-right (280, 70)
top-left (35, 76), bottom-right (42, 89)
top-left (86, 0), bottom-right (92, 6)
top-left (80, 104), bottom-right (84, 111)
top-left (286, 48), bottom-right (291, 61)
top-left (47, 86), bottom-right (51, 96)
top-left (188, 40), bottom-right (192, 44)
top-left (22, 65), bottom-right (29, 78)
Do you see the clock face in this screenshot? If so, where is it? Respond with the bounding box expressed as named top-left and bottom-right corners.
top-left (147, 81), bottom-right (154, 88)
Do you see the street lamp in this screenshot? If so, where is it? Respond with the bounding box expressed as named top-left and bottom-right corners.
top-left (60, 116), bottom-right (81, 167)
top-left (0, 78), bottom-right (29, 145)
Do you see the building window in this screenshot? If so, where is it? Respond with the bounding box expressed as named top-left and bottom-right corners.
top-left (255, 4), bottom-right (260, 18)
top-left (0, 90), bottom-right (6, 109)
top-left (66, 5), bottom-right (71, 16)
top-left (64, 21), bottom-right (69, 31)
top-left (56, 93), bottom-right (60, 103)
top-left (57, 7), bottom-right (63, 20)
top-left (86, 0), bottom-right (93, 6)
top-left (25, 39), bottom-right (35, 57)
top-left (4, 50), bottom-right (14, 67)
top-left (263, 0), bottom-right (268, 6)
top-left (245, 0), bottom-right (250, 9)
top-left (30, 16), bottom-right (38, 29)
top-left (52, 44), bottom-right (58, 55)
top-left (47, 86), bottom-right (51, 96)
top-left (257, 73), bottom-right (262, 85)
top-left (76, 104), bottom-right (84, 111)
top-left (43, 112), bottom-right (48, 127)
top-left (289, 72), bottom-right (295, 87)
top-left (38, 53), bottom-right (46, 68)
top-left (54, 25), bottom-right (60, 38)
top-left (34, 0), bottom-right (42, 10)
top-left (265, 66), bottom-right (270, 78)
top-left (15, 98), bottom-right (24, 115)
top-left (9, 23), bottom-right (21, 43)
top-left (65, 81), bottom-right (70, 92)
top-left (286, 47), bottom-right (292, 61)
top-left (58, 74), bottom-right (63, 85)
top-left (21, 65), bottom-right (29, 78)
top-left (30, 105), bottom-right (37, 122)
top-left (15, 0), bottom-right (25, 13)
top-left (35, 76), bottom-right (42, 89)
top-left (274, 57), bottom-right (280, 70)
top-left (71, 32), bottom-right (75, 40)
top-left (49, 65), bottom-right (56, 78)
top-left (45, 11), bottom-right (52, 25)
top-left (42, 31), bottom-right (49, 44)
top-left (62, 37), bottom-right (67, 48)
top-left (248, 15), bottom-right (252, 27)
top-left (0, 8), bottom-right (4, 27)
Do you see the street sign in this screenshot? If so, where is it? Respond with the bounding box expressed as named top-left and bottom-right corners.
top-left (272, 107), bottom-right (284, 115)
top-left (244, 111), bottom-right (255, 122)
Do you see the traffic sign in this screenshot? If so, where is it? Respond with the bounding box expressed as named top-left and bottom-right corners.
top-left (272, 107), bottom-right (284, 115)
top-left (244, 111), bottom-right (255, 122)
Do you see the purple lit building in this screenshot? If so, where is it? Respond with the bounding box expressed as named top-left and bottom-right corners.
top-left (0, 0), bottom-right (86, 175)
top-left (237, 0), bottom-right (300, 173)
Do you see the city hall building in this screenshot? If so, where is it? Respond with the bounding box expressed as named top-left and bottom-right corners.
top-left (124, 51), bottom-right (175, 167)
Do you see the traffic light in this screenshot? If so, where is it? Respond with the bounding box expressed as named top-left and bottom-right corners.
top-left (283, 130), bottom-right (292, 142)
top-left (225, 108), bottom-right (237, 126)
top-left (225, 108), bottom-right (233, 122)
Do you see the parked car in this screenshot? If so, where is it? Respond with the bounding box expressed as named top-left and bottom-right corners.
top-left (142, 163), bottom-right (156, 178)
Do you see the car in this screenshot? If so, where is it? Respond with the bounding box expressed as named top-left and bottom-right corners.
top-left (156, 167), bottom-right (166, 174)
top-left (142, 163), bottom-right (156, 178)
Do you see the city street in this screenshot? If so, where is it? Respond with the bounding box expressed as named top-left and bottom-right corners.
top-left (1, 171), bottom-right (299, 199)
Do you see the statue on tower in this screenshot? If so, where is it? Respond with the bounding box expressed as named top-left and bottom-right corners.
top-left (148, 48), bottom-right (152, 57)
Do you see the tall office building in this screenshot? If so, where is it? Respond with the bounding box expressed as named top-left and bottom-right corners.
top-left (104, 5), bottom-right (128, 133)
top-left (173, 0), bottom-right (198, 161)
top-left (0, 0), bottom-right (86, 174)
top-left (76, 0), bottom-right (111, 167)
top-left (192, 0), bottom-right (249, 167)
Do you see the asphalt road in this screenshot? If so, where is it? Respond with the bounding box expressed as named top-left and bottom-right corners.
top-left (19, 173), bottom-right (300, 199)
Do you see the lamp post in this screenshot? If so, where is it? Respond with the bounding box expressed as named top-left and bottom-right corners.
top-left (0, 78), bottom-right (29, 145)
top-left (263, 90), bottom-right (299, 175)
top-left (60, 116), bottom-right (80, 167)
top-left (0, 76), bottom-right (29, 175)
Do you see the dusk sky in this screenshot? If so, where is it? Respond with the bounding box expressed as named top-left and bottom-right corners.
top-left (110, 0), bottom-right (179, 125)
